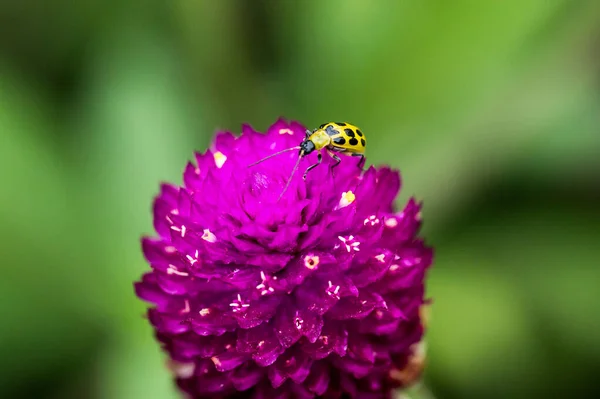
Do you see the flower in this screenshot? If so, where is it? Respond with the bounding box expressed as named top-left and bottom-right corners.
top-left (135, 120), bottom-right (433, 398)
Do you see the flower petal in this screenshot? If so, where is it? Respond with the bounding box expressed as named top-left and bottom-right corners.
top-left (135, 120), bottom-right (433, 398)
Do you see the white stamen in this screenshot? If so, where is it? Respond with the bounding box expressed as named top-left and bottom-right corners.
top-left (304, 255), bottom-right (320, 270)
top-left (338, 235), bottom-right (360, 252)
top-left (186, 256), bottom-right (197, 265)
top-left (279, 128), bottom-right (293, 135)
top-left (295, 314), bottom-right (304, 330)
top-left (202, 229), bottom-right (216, 243)
top-left (363, 215), bottom-right (380, 226)
top-left (179, 299), bottom-right (191, 314)
top-left (375, 254), bottom-right (386, 263)
top-left (385, 217), bottom-right (398, 228)
top-left (164, 245), bottom-right (177, 253)
top-left (167, 264), bottom-right (189, 276)
top-left (213, 151), bottom-right (227, 168)
top-left (338, 191), bottom-right (356, 208)
top-left (256, 271), bottom-right (275, 296)
top-left (170, 225), bottom-right (186, 237)
top-left (199, 308), bottom-right (211, 316)
top-left (168, 361), bottom-right (195, 378)
top-left (326, 281), bottom-right (341, 299)
top-left (230, 294), bottom-right (250, 312)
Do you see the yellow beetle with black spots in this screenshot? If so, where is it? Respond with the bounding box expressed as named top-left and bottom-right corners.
top-left (249, 122), bottom-right (367, 200)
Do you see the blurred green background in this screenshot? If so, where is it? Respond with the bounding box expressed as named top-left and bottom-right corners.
top-left (1, 1), bottom-right (599, 398)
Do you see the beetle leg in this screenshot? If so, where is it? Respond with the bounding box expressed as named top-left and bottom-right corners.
top-left (327, 149), bottom-right (342, 170)
top-left (305, 129), bottom-right (312, 138)
top-left (303, 152), bottom-right (322, 180)
top-left (352, 153), bottom-right (365, 168)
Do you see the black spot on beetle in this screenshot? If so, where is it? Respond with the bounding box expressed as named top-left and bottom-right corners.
top-left (326, 125), bottom-right (339, 136)
top-left (319, 123), bottom-right (327, 129)
top-left (333, 137), bottom-right (346, 145)
top-left (349, 138), bottom-right (359, 146)
top-left (356, 129), bottom-right (363, 137)
top-left (344, 128), bottom-right (355, 138)
top-left (361, 138), bottom-right (366, 146)
top-left (335, 122), bottom-right (347, 126)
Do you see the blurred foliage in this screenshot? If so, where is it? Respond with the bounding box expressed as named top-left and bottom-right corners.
top-left (1, 1), bottom-right (599, 398)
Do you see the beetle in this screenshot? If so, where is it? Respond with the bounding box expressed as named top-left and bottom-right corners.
top-left (249, 122), bottom-right (366, 200)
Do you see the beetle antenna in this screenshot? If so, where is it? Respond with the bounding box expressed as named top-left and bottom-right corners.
top-left (277, 151), bottom-right (304, 201)
top-left (248, 146), bottom-right (301, 167)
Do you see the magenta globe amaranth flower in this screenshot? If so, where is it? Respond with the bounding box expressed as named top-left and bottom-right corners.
top-left (135, 120), bottom-right (433, 398)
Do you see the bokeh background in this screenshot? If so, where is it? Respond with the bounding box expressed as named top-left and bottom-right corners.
top-left (1, 1), bottom-right (599, 398)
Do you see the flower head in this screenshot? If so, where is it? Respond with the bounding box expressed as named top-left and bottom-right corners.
top-left (135, 120), bottom-right (433, 398)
